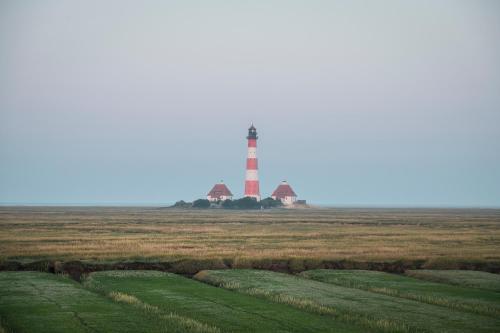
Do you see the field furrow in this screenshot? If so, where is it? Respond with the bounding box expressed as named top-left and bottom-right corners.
top-left (0, 272), bottom-right (213, 333)
top-left (83, 270), bottom-right (367, 333)
top-left (405, 270), bottom-right (500, 292)
top-left (194, 269), bottom-right (500, 333)
top-left (300, 269), bottom-right (500, 316)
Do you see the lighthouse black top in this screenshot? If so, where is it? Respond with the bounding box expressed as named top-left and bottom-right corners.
top-left (247, 125), bottom-right (258, 139)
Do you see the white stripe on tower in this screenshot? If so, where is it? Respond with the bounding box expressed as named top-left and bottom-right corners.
top-left (244, 124), bottom-right (260, 201)
top-left (245, 169), bottom-right (259, 181)
top-left (247, 147), bottom-right (257, 158)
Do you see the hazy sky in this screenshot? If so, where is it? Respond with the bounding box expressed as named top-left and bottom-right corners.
top-left (1, 0), bottom-right (499, 206)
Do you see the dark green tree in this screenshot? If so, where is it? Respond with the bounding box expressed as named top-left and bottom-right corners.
top-left (192, 199), bottom-right (210, 208)
top-left (260, 197), bottom-right (283, 209)
top-left (171, 200), bottom-right (192, 208)
top-left (221, 199), bottom-right (234, 209)
top-left (232, 197), bottom-right (260, 209)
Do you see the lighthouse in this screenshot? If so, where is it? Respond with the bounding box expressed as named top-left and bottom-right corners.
top-left (244, 124), bottom-right (260, 201)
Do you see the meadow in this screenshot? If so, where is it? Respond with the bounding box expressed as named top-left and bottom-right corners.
top-left (2, 269), bottom-right (499, 332)
top-left (194, 269), bottom-right (500, 333)
top-left (1, 207), bottom-right (499, 332)
top-left (405, 269), bottom-right (500, 291)
top-left (0, 271), bottom-right (200, 333)
top-left (83, 270), bottom-right (364, 333)
top-left (0, 207), bottom-right (499, 267)
top-left (299, 269), bottom-right (500, 316)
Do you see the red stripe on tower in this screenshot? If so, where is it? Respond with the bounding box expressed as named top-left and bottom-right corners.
top-left (244, 124), bottom-right (260, 201)
top-left (246, 159), bottom-right (258, 169)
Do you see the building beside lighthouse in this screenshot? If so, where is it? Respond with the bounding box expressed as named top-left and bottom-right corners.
top-left (244, 124), bottom-right (261, 201)
top-left (207, 181), bottom-right (233, 202)
top-left (272, 181), bottom-right (297, 206)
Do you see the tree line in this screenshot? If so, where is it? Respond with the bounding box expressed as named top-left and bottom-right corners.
top-left (171, 197), bottom-right (283, 210)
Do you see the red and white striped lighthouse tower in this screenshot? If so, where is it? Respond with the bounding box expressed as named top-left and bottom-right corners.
top-left (244, 124), bottom-right (260, 201)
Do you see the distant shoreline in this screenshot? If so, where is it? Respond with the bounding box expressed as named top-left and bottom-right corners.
top-left (1, 204), bottom-right (500, 210)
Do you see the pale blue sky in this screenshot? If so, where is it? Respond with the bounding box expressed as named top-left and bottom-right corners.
top-left (1, 0), bottom-right (499, 206)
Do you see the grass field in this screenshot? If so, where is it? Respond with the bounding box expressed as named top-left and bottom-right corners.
top-left (299, 269), bottom-right (500, 316)
top-left (83, 270), bottom-right (365, 333)
top-left (0, 207), bottom-right (499, 265)
top-left (195, 269), bottom-right (500, 333)
top-left (405, 270), bottom-right (500, 291)
top-left (1, 207), bottom-right (499, 332)
top-left (1, 269), bottom-right (499, 332)
top-left (0, 271), bottom-right (207, 333)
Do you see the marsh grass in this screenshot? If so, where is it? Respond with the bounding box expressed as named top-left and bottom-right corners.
top-left (369, 287), bottom-right (499, 316)
top-left (405, 270), bottom-right (500, 291)
top-left (300, 270), bottom-right (500, 317)
top-left (0, 271), bottom-right (187, 333)
top-left (1, 207), bottom-right (499, 263)
top-left (108, 291), bottom-right (220, 333)
top-left (194, 269), bottom-right (500, 333)
top-left (244, 287), bottom-right (414, 333)
top-left (0, 319), bottom-right (7, 333)
top-left (198, 276), bottom-right (414, 333)
top-left (84, 270), bottom-right (367, 333)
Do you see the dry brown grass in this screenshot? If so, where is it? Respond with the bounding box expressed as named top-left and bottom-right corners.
top-left (0, 207), bottom-right (499, 262)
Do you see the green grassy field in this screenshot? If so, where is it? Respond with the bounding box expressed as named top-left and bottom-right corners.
top-left (195, 269), bottom-right (500, 333)
top-left (300, 269), bottom-right (500, 317)
top-left (83, 270), bottom-right (365, 333)
top-left (2, 269), bottom-right (500, 332)
top-left (1, 207), bottom-right (499, 332)
top-left (0, 271), bottom-right (208, 333)
top-left (405, 270), bottom-right (500, 292)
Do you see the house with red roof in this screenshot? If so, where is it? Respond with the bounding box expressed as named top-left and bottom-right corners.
top-left (271, 180), bottom-right (298, 206)
top-left (207, 181), bottom-right (233, 202)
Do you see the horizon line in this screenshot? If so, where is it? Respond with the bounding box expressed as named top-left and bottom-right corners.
top-left (1, 202), bottom-right (499, 209)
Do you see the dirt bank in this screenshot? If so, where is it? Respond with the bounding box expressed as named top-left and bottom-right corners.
top-left (1, 258), bottom-right (499, 281)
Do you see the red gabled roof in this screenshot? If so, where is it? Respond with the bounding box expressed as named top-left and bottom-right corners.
top-left (207, 183), bottom-right (233, 197)
top-left (272, 181), bottom-right (297, 198)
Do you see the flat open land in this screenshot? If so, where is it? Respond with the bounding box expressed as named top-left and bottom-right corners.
top-left (1, 207), bottom-right (500, 332)
top-left (195, 269), bottom-right (500, 333)
top-left (83, 270), bottom-right (363, 333)
top-left (2, 270), bottom-right (499, 333)
top-left (0, 271), bottom-right (193, 333)
top-left (300, 269), bottom-right (500, 316)
top-left (0, 207), bottom-right (499, 267)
